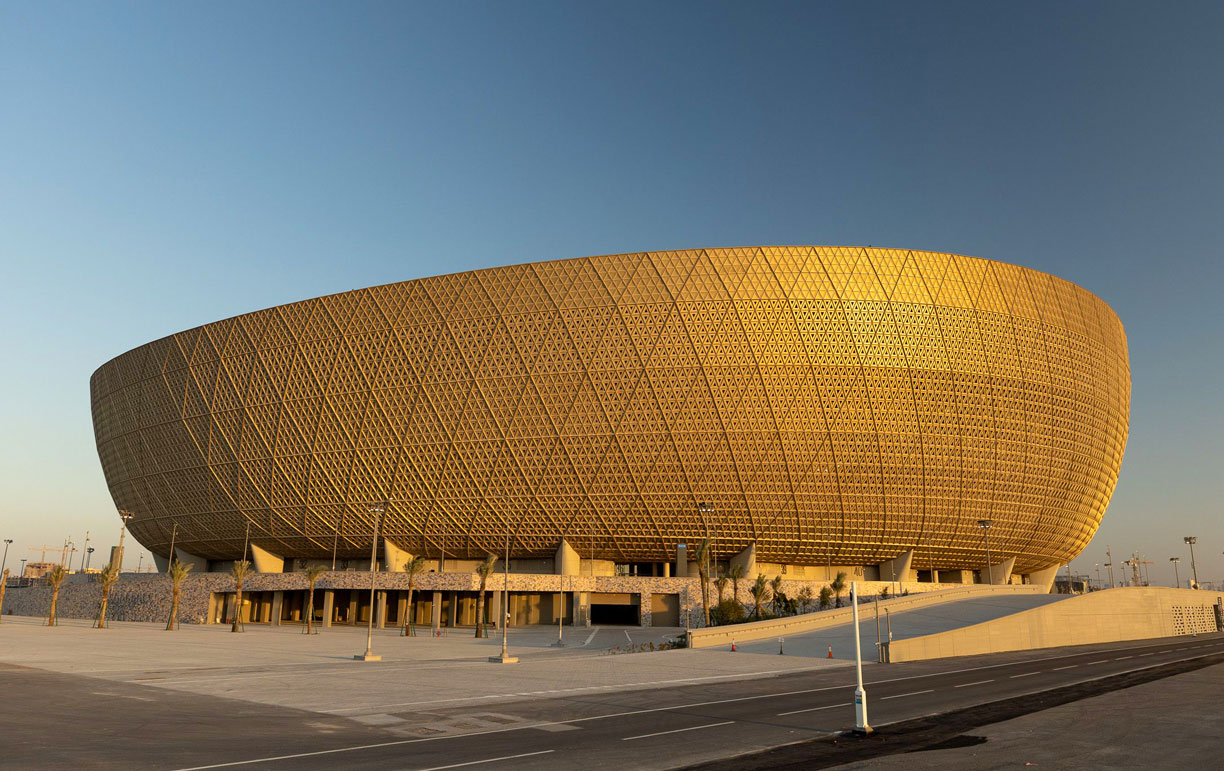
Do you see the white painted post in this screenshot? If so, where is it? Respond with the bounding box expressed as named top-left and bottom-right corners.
top-left (852, 581), bottom-right (871, 733)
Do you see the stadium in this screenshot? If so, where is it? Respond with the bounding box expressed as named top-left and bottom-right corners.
top-left (90, 246), bottom-right (1129, 588)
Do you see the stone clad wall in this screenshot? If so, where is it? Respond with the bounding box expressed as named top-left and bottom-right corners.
top-left (1, 571), bottom-right (963, 627)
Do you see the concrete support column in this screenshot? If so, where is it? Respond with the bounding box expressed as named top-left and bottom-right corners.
top-left (730, 543), bottom-right (757, 578)
top-left (431, 590), bottom-right (442, 634)
top-left (383, 540), bottom-right (412, 573)
top-left (555, 539), bottom-right (581, 576)
top-left (321, 590), bottom-right (334, 628)
top-left (877, 550), bottom-right (914, 582)
top-left (663, 562), bottom-right (671, 578)
top-left (250, 543), bottom-right (284, 573)
top-left (640, 592), bottom-right (652, 627)
top-left (152, 553), bottom-right (170, 573)
top-left (206, 593), bottom-right (219, 625)
top-left (375, 592), bottom-right (387, 629)
top-left (675, 544), bottom-right (689, 578)
top-left (447, 592), bottom-right (458, 628)
top-left (270, 591), bottom-right (283, 627)
top-left (984, 556), bottom-right (1017, 585)
top-left (174, 549), bottom-right (208, 574)
top-left (1024, 564), bottom-right (1061, 593)
top-left (490, 587), bottom-right (502, 629)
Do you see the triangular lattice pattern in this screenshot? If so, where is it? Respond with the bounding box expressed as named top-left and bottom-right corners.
top-left (90, 247), bottom-right (1129, 573)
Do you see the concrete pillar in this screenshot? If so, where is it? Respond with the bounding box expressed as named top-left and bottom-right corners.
top-left (174, 548), bottom-right (208, 574)
top-left (375, 592), bottom-right (387, 629)
top-left (555, 539), bottom-right (581, 576)
top-left (730, 543), bottom-right (757, 577)
top-left (383, 540), bottom-right (412, 572)
top-left (1024, 564), bottom-right (1061, 593)
top-left (877, 550), bottom-right (914, 582)
top-left (270, 591), bottom-right (283, 626)
top-left (675, 544), bottom-right (689, 578)
top-left (640, 592), bottom-right (652, 627)
top-left (250, 543), bottom-right (284, 573)
top-left (490, 588), bottom-right (502, 629)
top-left (431, 590), bottom-right (442, 634)
top-left (663, 562), bottom-right (671, 578)
top-left (206, 593), bottom-right (219, 625)
top-left (984, 556), bottom-right (1017, 585)
top-left (152, 553), bottom-right (169, 573)
top-left (447, 592), bottom-right (458, 627)
top-left (321, 590), bottom-right (334, 628)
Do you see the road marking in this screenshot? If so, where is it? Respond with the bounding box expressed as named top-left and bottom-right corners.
top-left (1052, 665), bottom-right (1077, 671)
top-left (953, 680), bottom-right (994, 688)
top-left (1139, 652), bottom-right (1154, 657)
top-left (881, 689), bottom-right (934, 700)
top-left (778, 703), bottom-right (844, 716)
top-left (417, 750), bottom-right (555, 770)
top-left (1085, 660), bottom-right (1109, 665)
top-left (583, 629), bottom-right (599, 646)
top-left (1114, 656), bottom-right (1133, 660)
top-left (1010, 672), bottom-right (1040, 678)
top-left (622, 721), bottom-right (734, 741)
top-left (168, 644), bottom-right (1224, 770)
top-left (624, 630), bottom-right (633, 643)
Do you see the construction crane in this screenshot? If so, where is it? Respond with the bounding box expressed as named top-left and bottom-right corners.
top-left (28, 545), bottom-right (58, 562)
top-left (1122, 553), bottom-right (1153, 586)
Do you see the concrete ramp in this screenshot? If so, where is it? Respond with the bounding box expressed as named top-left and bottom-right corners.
top-left (737, 593), bottom-right (1070, 661)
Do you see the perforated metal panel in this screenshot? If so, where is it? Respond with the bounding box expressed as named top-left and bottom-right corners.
top-left (90, 247), bottom-right (1129, 573)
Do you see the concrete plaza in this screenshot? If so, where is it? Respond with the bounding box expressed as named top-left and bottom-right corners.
top-left (0, 614), bottom-right (848, 724)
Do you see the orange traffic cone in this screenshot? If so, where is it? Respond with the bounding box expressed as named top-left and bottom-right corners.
top-left (827, 644), bottom-right (833, 658)
top-left (731, 640), bottom-right (736, 652)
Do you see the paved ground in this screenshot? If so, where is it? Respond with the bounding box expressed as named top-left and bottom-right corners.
top-left (0, 615), bottom-right (847, 718)
top-left (2, 614), bottom-right (1221, 769)
top-left (830, 657), bottom-right (1224, 770)
top-left (737, 593), bottom-right (1072, 661)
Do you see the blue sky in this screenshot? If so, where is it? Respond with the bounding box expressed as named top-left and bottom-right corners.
top-left (2, 1), bottom-right (1220, 584)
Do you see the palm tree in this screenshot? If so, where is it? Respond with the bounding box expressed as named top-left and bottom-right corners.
top-left (798, 585), bottom-right (814, 613)
top-left (830, 571), bottom-right (847, 608)
top-left (230, 560), bottom-right (252, 632)
top-left (694, 537), bottom-right (713, 628)
top-left (474, 554), bottom-right (497, 638)
top-left (402, 555), bottom-right (426, 636)
top-left (728, 564), bottom-right (745, 607)
top-left (749, 573), bottom-right (771, 620)
top-left (769, 575), bottom-right (784, 616)
top-left (303, 564), bottom-right (326, 634)
top-left (713, 574), bottom-right (729, 605)
top-left (95, 563), bottom-right (120, 628)
top-left (818, 585), bottom-right (833, 610)
top-left (46, 564), bottom-right (69, 626)
top-left (165, 560), bottom-right (193, 630)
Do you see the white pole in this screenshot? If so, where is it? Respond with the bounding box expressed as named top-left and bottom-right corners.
top-left (851, 581), bottom-right (871, 733)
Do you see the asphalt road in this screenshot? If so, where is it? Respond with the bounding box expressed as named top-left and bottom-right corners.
top-left (4, 633), bottom-right (1223, 770)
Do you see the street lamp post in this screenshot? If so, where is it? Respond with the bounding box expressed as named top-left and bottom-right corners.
top-left (355, 502), bottom-right (386, 662)
top-left (116, 511), bottom-right (134, 571)
top-left (1, 539), bottom-right (11, 577)
top-left (85, 547), bottom-right (95, 571)
top-left (851, 581), bottom-right (871, 733)
top-left (489, 532), bottom-right (518, 664)
top-left (1094, 564), bottom-right (1101, 591)
top-left (976, 520), bottom-right (994, 585)
top-left (1184, 537), bottom-right (1199, 588)
top-left (1170, 557), bottom-right (1181, 589)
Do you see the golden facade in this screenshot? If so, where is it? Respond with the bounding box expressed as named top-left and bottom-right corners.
top-left (91, 247), bottom-right (1129, 574)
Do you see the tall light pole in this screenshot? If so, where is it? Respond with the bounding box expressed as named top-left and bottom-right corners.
top-left (167, 523), bottom-right (178, 571)
top-left (116, 510), bottom-right (134, 571)
top-left (976, 520), bottom-right (993, 585)
top-left (1105, 545), bottom-right (1114, 588)
top-left (1094, 564), bottom-right (1101, 591)
top-left (1184, 537), bottom-right (1199, 588)
top-left (85, 547), bottom-right (95, 571)
top-left (355, 502), bottom-right (386, 662)
top-left (489, 531), bottom-right (518, 664)
top-left (851, 581), bottom-right (871, 733)
top-left (1170, 557), bottom-right (1181, 589)
top-left (1, 539), bottom-right (11, 577)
